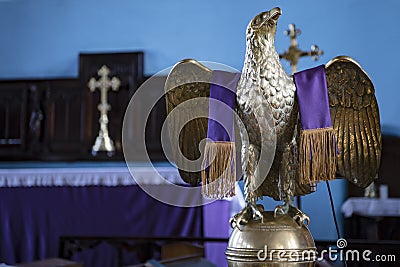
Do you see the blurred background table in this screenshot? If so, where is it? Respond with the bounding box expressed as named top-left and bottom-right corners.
top-left (342, 197), bottom-right (400, 240)
top-left (0, 162), bottom-right (243, 267)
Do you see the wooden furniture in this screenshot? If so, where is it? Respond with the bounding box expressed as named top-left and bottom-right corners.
top-left (59, 236), bottom-right (228, 267)
top-left (0, 51), bottom-right (166, 161)
top-left (344, 135), bottom-right (400, 241)
top-left (0, 162), bottom-right (237, 267)
top-left (125, 256), bottom-right (217, 267)
top-left (161, 242), bottom-right (204, 260)
top-left (0, 163), bottom-right (203, 267)
top-left (347, 135), bottom-right (400, 198)
top-left (342, 197), bottom-right (400, 240)
top-left (16, 258), bottom-right (83, 267)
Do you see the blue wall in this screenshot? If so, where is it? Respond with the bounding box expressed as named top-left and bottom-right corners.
top-left (1, 0), bottom-right (399, 131)
top-left (1, 0), bottom-right (398, 240)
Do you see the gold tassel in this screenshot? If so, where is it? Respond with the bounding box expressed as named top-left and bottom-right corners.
top-left (299, 127), bottom-right (337, 184)
top-left (201, 141), bottom-right (236, 199)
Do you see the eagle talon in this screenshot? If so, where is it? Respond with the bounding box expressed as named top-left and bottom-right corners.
top-left (288, 205), bottom-right (310, 227)
top-left (274, 203), bottom-right (290, 217)
top-left (166, 8), bottom-right (381, 240)
top-left (229, 216), bottom-right (240, 230)
top-left (230, 205), bottom-right (251, 230)
top-left (250, 203), bottom-right (264, 221)
top-left (230, 202), bottom-right (264, 229)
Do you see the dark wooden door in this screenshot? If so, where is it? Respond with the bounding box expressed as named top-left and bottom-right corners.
top-left (0, 51), bottom-right (167, 161)
top-left (42, 79), bottom-right (90, 159)
top-left (0, 82), bottom-right (28, 159)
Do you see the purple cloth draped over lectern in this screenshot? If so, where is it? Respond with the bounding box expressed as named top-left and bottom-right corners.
top-left (293, 65), bottom-right (338, 184)
top-left (201, 70), bottom-right (240, 199)
top-left (206, 70), bottom-right (240, 142)
top-left (294, 65), bottom-right (332, 130)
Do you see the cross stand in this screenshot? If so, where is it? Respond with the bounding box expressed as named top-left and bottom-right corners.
top-left (279, 24), bottom-right (324, 74)
top-left (88, 65), bottom-right (121, 157)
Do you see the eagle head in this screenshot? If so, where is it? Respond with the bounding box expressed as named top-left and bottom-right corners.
top-left (247, 7), bottom-right (282, 45)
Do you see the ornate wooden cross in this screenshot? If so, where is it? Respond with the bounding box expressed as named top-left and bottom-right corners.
top-left (279, 24), bottom-right (324, 73)
top-left (88, 65), bottom-right (121, 156)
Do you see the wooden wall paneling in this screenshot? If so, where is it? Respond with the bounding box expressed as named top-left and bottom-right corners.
top-left (42, 79), bottom-right (89, 159)
top-left (347, 135), bottom-right (400, 198)
top-left (0, 82), bottom-right (29, 159)
top-left (144, 75), bottom-right (167, 161)
top-left (79, 52), bottom-right (144, 159)
top-left (26, 82), bottom-right (45, 155)
top-left (377, 135), bottom-right (400, 197)
top-left (0, 51), bottom-right (170, 161)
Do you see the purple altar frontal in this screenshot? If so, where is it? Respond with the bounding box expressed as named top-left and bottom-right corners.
top-left (0, 162), bottom-right (243, 267)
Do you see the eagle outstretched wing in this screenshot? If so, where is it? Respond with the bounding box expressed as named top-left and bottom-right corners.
top-left (326, 56), bottom-right (382, 188)
top-left (164, 59), bottom-right (212, 186)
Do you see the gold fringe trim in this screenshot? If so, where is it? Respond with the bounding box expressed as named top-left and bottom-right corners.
top-left (299, 127), bottom-right (337, 184)
top-left (201, 141), bottom-right (236, 199)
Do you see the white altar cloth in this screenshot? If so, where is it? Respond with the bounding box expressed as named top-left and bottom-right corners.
top-left (0, 161), bottom-right (245, 213)
top-left (0, 163), bottom-right (182, 187)
top-left (341, 197), bottom-right (400, 218)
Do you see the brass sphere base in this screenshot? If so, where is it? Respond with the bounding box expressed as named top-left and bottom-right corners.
top-left (226, 211), bottom-right (316, 267)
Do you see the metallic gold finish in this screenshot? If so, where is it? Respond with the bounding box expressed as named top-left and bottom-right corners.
top-left (165, 7), bottom-right (382, 267)
top-left (165, 5), bottom-right (381, 229)
top-left (236, 7), bottom-right (312, 222)
top-left (226, 211), bottom-right (316, 267)
top-left (326, 56), bottom-right (381, 188)
top-left (88, 65), bottom-right (121, 156)
top-left (279, 24), bottom-right (324, 73)
top-left (165, 59), bottom-right (212, 185)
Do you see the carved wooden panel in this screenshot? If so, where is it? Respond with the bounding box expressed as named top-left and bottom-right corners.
top-left (42, 79), bottom-right (89, 159)
top-left (79, 52), bottom-right (144, 159)
top-left (0, 51), bottom-right (167, 161)
top-left (377, 135), bottom-right (400, 197)
top-left (347, 135), bottom-right (400, 198)
top-left (0, 82), bottom-right (28, 158)
top-left (122, 75), bottom-right (167, 161)
top-left (144, 76), bottom-right (167, 161)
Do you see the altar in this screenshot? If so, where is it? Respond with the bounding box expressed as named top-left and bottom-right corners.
top-left (0, 162), bottom-right (242, 267)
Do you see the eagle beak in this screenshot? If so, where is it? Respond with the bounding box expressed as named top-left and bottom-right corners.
top-left (252, 7), bottom-right (282, 30)
top-left (269, 7), bottom-right (282, 21)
